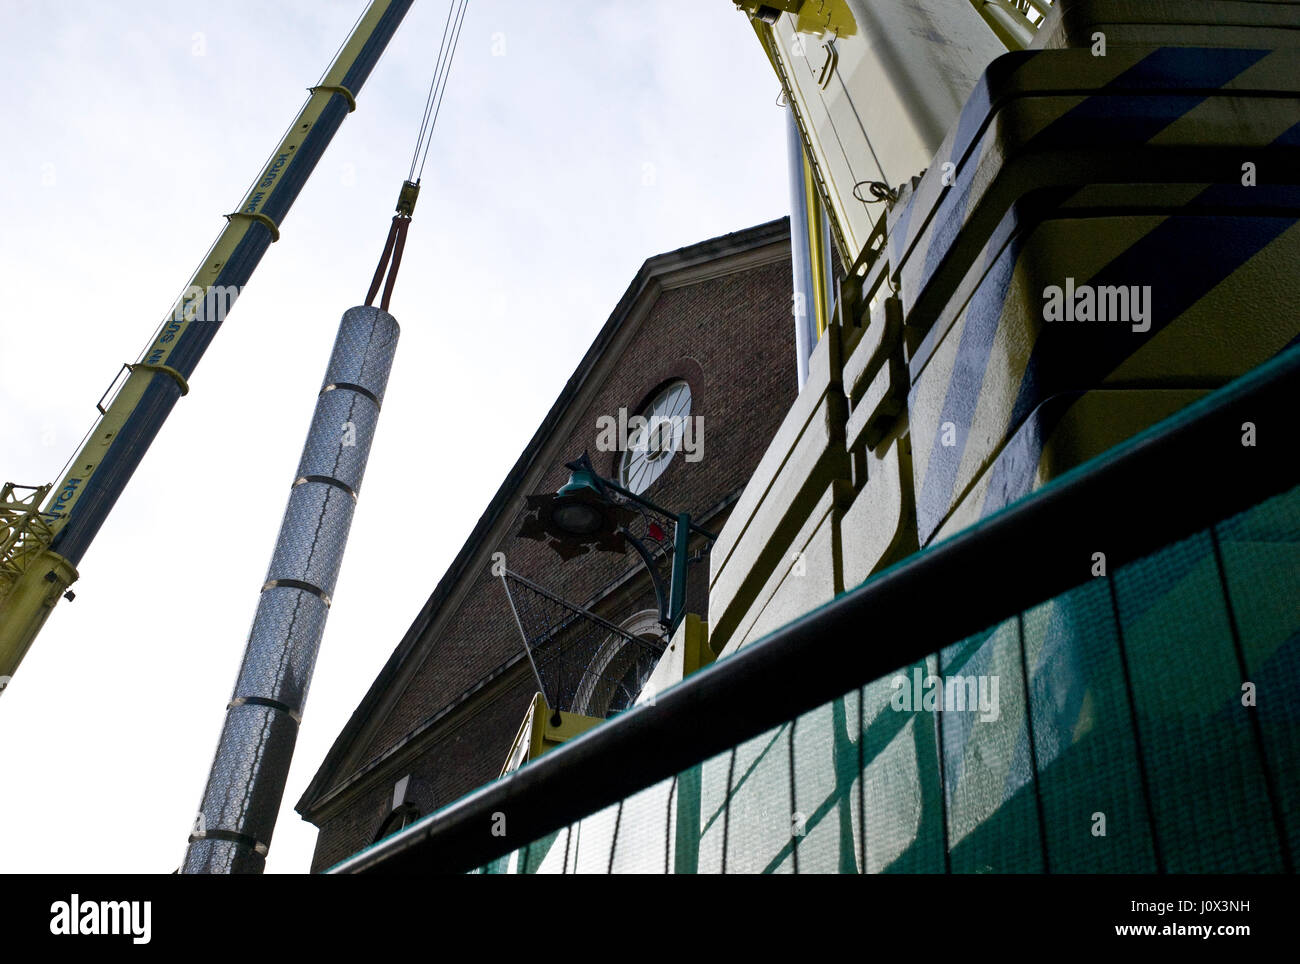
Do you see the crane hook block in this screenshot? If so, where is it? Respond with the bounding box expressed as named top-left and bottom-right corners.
top-left (395, 180), bottom-right (420, 218)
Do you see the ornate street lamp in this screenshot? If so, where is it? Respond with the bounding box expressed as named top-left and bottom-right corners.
top-left (519, 452), bottom-right (716, 635)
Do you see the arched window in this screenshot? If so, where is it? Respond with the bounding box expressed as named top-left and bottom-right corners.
top-left (372, 803), bottom-right (421, 843)
top-left (573, 609), bottom-right (664, 718)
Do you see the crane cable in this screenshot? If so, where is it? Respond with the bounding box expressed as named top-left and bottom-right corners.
top-left (366, 0), bottom-right (469, 311)
top-left (410, 0), bottom-right (469, 183)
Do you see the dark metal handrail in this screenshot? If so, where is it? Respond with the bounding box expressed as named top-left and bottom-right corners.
top-left (331, 345), bottom-right (1298, 874)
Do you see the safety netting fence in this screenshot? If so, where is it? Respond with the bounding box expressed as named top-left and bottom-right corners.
top-left (481, 484), bottom-right (1297, 873)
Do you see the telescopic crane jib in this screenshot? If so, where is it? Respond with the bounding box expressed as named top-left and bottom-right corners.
top-left (0, 0), bottom-right (416, 691)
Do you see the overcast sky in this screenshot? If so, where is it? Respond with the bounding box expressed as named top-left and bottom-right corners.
top-left (0, 0), bottom-right (786, 873)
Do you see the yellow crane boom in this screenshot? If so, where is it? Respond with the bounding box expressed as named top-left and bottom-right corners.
top-left (0, 0), bottom-right (415, 690)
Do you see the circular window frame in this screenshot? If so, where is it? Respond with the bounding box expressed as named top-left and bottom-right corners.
top-left (617, 379), bottom-right (693, 496)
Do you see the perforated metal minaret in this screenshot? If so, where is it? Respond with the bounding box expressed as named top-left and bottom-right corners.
top-left (182, 305), bottom-right (399, 873)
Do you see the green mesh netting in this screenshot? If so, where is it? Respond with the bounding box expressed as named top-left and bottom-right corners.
top-left (476, 485), bottom-right (1299, 874)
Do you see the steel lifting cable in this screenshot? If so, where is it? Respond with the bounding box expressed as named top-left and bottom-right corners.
top-left (415, 0), bottom-right (469, 182)
top-left (366, 0), bottom-right (469, 311)
top-left (409, 0), bottom-right (465, 183)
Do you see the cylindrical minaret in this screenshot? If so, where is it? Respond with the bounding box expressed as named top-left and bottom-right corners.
top-left (182, 305), bottom-right (399, 874)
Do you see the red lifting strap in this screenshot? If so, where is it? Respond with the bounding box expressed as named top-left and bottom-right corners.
top-left (365, 214), bottom-right (412, 312)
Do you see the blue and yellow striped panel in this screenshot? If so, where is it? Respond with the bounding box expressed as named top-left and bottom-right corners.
top-left (909, 198), bottom-right (1300, 547)
top-left (886, 45), bottom-right (1300, 284)
top-left (1038, 0), bottom-right (1300, 52)
top-left (887, 48), bottom-right (1300, 342)
top-left (888, 45), bottom-right (1300, 278)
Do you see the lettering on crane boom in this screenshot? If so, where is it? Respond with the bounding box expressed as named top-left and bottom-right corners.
top-left (42, 477), bottom-right (81, 526)
top-left (130, 152), bottom-right (290, 372)
top-left (145, 318), bottom-right (183, 367)
top-left (142, 285), bottom-right (244, 365)
top-left (245, 152), bottom-right (290, 213)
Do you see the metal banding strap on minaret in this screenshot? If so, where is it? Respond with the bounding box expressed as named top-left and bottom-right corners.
top-left (182, 307), bottom-right (399, 874)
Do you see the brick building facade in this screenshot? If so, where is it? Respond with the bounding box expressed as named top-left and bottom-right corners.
top-left (297, 218), bottom-right (796, 871)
